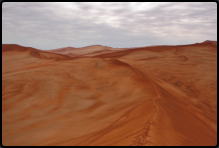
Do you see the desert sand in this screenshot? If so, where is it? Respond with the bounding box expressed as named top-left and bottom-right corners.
top-left (47, 45), bottom-right (125, 57)
top-left (2, 40), bottom-right (217, 146)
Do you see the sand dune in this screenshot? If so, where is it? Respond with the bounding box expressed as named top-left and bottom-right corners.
top-left (2, 41), bottom-right (217, 146)
top-left (47, 45), bottom-right (125, 56)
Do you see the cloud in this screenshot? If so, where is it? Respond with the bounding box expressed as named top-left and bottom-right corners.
top-left (2, 2), bottom-right (217, 50)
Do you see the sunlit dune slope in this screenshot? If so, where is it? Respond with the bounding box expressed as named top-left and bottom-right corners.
top-left (2, 41), bottom-right (217, 146)
top-left (47, 45), bottom-right (124, 56)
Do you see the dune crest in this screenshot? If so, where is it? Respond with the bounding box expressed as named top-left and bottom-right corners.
top-left (2, 41), bottom-right (217, 146)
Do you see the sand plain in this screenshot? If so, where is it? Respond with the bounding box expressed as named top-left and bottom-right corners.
top-left (2, 41), bottom-right (217, 146)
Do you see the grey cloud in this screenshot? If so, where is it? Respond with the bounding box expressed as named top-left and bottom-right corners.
top-left (2, 2), bottom-right (217, 50)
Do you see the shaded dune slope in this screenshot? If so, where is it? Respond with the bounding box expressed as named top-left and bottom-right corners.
top-left (2, 44), bottom-right (75, 60)
top-left (2, 42), bottom-right (217, 146)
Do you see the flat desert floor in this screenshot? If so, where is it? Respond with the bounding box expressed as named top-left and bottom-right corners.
top-left (2, 41), bottom-right (217, 146)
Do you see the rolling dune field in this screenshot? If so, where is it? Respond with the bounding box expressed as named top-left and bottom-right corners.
top-left (2, 41), bottom-right (217, 146)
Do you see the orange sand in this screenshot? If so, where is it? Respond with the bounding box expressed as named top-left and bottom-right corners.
top-left (2, 41), bottom-right (217, 146)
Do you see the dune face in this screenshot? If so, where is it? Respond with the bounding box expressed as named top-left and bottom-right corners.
top-left (2, 41), bottom-right (217, 146)
top-left (47, 45), bottom-right (126, 57)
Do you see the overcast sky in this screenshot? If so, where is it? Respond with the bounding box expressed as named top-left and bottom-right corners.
top-left (2, 2), bottom-right (217, 50)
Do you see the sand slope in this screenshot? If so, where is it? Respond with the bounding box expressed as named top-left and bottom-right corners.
top-left (47, 45), bottom-right (125, 56)
top-left (2, 41), bottom-right (217, 146)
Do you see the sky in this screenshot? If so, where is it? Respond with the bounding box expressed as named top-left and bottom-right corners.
top-left (2, 2), bottom-right (217, 50)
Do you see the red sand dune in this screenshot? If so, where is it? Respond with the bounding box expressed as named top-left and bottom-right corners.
top-left (47, 45), bottom-right (127, 57)
top-left (2, 41), bottom-right (217, 146)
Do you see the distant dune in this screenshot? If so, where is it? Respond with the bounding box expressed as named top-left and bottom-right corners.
top-left (2, 41), bottom-right (217, 146)
top-left (47, 45), bottom-right (126, 56)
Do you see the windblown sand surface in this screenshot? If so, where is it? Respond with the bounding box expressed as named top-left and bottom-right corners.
top-left (2, 41), bottom-right (217, 146)
top-left (47, 45), bottom-right (125, 56)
